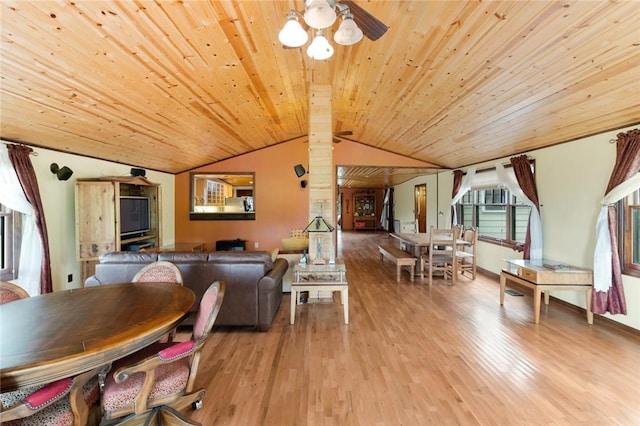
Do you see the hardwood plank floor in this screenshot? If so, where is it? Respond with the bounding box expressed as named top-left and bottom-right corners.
top-left (185, 231), bottom-right (640, 425)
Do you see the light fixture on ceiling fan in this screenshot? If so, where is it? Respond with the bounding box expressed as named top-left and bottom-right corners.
top-left (279, 0), bottom-right (387, 60)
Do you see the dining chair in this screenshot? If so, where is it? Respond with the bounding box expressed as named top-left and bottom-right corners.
top-left (422, 227), bottom-right (459, 286)
top-left (99, 281), bottom-right (225, 426)
top-left (0, 281), bottom-right (30, 304)
top-left (132, 261), bottom-right (184, 342)
top-left (455, 227), bottom-right (478, 280)
top-left (0, 365), bottom-right (104, 426)
top-left (132, 261), bottom-right (184, 285)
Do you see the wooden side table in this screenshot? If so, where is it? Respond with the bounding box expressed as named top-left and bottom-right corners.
top-left (290, 261), bottom-right (348, 325)
top-left (140, 242), bottom-right (205, 253)
top-left (500, 259), bottom-right (593, 324)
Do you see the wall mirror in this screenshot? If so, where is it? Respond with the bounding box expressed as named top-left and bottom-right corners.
top-left (190, 172), bottom-right (255, 220)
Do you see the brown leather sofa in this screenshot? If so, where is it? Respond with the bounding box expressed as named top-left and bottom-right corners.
top-left (85, 251), bottom-right (288, 331)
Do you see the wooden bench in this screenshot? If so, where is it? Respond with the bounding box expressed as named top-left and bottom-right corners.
top-left (377, 244), bottom-right (417, 282)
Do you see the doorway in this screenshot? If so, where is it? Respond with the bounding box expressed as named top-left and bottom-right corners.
top-left (414, 184), bottom-right (427, 233)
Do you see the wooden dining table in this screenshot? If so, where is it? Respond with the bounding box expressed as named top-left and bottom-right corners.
top-left (389, 231), bottom-right (469, 279)
top-left (0, 282), bottom-right (195, 392)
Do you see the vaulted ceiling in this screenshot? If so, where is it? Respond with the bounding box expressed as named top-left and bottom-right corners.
top-left (1, 1), bottom-right (639, 188)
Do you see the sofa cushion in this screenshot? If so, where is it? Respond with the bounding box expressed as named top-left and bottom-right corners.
top-left (99, 251), bottom-right (159, 263)
top-left (206, 250), bottom-right (273, 269)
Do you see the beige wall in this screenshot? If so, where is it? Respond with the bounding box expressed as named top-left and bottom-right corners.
top-left (27, 147), bottom-right (174, 292)
top-left (393, 124), bottom-right (640, 331)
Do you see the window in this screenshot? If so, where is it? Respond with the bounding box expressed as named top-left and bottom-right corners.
top-left (0, 203), bottom-right (20, 281)
top-left (620, 188), bottom-right (640, 277)
top-left (457, 189), bottom-right (531, 248)
top-left (481, 188), bottom-right (506, 211)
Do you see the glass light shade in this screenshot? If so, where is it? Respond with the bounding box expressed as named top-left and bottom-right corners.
top-left (303, 216), bottom-right (335, 232)
top-left (306, 33), bottom-right (334, 60)
top-left (334, 16), bottom-right (363, 46)
top-left (303, 0), bottom-right (337, 29)
top-left (279, 17), bottom-right (309, 47)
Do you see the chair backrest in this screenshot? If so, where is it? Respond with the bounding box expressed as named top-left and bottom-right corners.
top-left (462, 227), bottom-right (478, 254)
top-left (429, 227), bottom-right (457, 251)
top-left (132, 261), bottom-right (183, 284)
top-left (463, 227), bottom-right (477, 244)
top-left (184, 281), bottom-right (226, 394)
top-left (0, 281), bottom-right (29, 304)
top-left (193, 281), bottom-right (226, 341)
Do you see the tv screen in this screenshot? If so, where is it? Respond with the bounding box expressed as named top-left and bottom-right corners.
top-left (120, 196), bottom-right (150, 237)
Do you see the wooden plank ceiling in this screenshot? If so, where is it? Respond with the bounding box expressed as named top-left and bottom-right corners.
top-left (1, 1), bottom-right (639, 189)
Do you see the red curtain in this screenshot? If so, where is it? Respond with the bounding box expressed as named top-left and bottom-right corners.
top-left (451, 170), bottom-right (463, 226)
top-left (510, 155), bottom-right (539, 260)
top-left (7, 144), bottom-right (53, 294)
top-left (592, 129), bottom-right (640, 314)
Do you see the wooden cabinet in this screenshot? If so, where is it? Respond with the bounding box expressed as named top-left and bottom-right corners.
top-left (353, 193), bottom-right (376, 230)
top-left (75, 176), bottom-right (162, 282)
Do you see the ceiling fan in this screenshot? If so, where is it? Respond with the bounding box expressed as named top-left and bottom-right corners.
top-left (302, 130), bottom-right (353, 143)
top-left (337, 0), bottom-right (388, 42)
top-left (279, 0), bottom-right (388, 58)
top-left (332, 130), bottom-right (353, 143)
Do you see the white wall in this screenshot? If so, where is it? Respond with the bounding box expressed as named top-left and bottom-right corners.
top-left (28, 147), bottom-right (174, 291)
top-left (393, 125), bottom-right (640, 331)
top-left (394, 172), bottom-right (455, 231)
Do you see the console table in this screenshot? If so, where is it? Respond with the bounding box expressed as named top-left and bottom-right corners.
top-left (290, 261), bottom-right (348, 325)
top-left (500, 259), bottom-right (593, 324)
top-left (143, 242), bottom-right (206, 252)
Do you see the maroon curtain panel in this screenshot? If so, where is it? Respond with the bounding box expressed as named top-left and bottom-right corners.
top-left (510, 155), bottom-right (540, 260)
top-left (592, 128), bottom-right (640, 315)
top-left (388, 187), bottom-right (395, 232)
top-left (7, 144), bottom-right (53, 294)
top-left (451, 170), bottom-right (463, 226)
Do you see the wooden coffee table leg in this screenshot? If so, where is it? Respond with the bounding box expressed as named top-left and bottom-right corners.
top-left (534, 287), bottom-right (542, 324)
top-left (342, 287), bottom-right (349, 324)
top-left (500, 273), bottom-right (507, 305)
top-left (290, 288), bottom-right (296, 324)
top-left (586, 287), bottom-right (593, 324)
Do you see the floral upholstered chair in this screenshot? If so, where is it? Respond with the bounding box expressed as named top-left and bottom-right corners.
top-left (132, 261), bottom-right (183, 285)
top-left (132, 261), bottom-right (184, 342)
top-left (99, 281), bottom-right (225, 425)
top-left (0, 366), bottom-right (104, 426)
top-left (0, 282), bottom-right (29, 304)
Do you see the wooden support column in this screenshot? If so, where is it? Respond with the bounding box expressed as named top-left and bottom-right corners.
top-left (307, 84), bottom-right (335, 261)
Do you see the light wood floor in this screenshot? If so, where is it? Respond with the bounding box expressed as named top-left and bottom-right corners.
top-left (185, 231), bottom-right (640, 425)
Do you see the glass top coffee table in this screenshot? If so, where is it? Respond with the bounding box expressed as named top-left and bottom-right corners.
top-left (290, 260), bottom-right (348, 325)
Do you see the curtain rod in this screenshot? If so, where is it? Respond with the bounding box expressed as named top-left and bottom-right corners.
top-left (458, 156), bottom-right (534, 175)
top-left (1, 141), bottom-right (38, 155)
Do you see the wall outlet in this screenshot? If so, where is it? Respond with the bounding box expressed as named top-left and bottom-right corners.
top-left (254, 242), bottom-right (259, 249)
top-left (67, 274), bottom-right (73, 283)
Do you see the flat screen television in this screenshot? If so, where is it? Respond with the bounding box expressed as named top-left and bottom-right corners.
top-left (120, 196), bottom-right (150, 237)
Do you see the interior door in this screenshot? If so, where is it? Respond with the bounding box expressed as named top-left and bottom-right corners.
top-left (414, 184), bottom-right (427, 232)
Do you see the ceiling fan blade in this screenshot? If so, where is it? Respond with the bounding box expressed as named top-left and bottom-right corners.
top-left (304, 130), bottom-right (353, 143)
top-left (339, 0), bottom-right (388, 41)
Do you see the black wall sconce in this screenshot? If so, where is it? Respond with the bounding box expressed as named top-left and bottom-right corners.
top-left (50, 163), bottom-right (73, 181)
top-left (294, 164), bottom-right (307, 177)
top-left (294, 164), bottom-right (308, 189)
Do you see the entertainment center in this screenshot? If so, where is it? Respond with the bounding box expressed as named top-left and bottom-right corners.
top-left (75, 176), bottom-right (162, 282)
